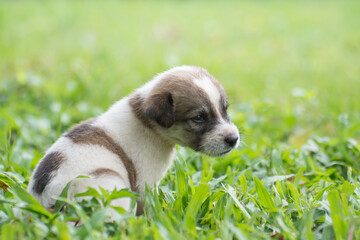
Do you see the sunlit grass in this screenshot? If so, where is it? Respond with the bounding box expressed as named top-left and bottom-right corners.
top-left (1, 1), bottom-right (360, 239)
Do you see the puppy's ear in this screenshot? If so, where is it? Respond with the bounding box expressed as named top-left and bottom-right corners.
top-left (143, 92), bottom-right (175, 128)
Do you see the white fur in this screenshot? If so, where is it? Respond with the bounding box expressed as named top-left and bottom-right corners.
top-left (194, 77), bottom-right (222, 118)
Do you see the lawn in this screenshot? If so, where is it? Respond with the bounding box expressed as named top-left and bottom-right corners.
top-left (1, 1), bottom-right (360, 239)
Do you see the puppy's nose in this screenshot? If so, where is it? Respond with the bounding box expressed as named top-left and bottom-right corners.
top-left (224, 135), bottom-right (238, 147)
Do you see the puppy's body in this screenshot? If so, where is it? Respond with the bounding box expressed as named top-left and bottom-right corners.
top-left (28, 66), bottom-right (239, 213)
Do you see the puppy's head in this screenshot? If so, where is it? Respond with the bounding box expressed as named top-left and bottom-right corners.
top-left (141, 66), bottom-right (240, 157)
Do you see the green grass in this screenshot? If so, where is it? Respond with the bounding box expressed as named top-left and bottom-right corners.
top-left (1, 1), bottom-right (360, 239)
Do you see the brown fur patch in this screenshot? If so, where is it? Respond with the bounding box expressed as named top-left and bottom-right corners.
top-left (65, 121), bottom-right (138, 192)
top-left (129, 94), bottom-right (154, 129)
top-left (32, 152), bottom-right (65, 194)
top-left (89, 168), bottom-right (124, 180)
top-left (143, 91), bottom-right (175, 128)
top-left (129, 66), bottom-right (228, 130)
top-left (136, 199), bottom-right (144, 216)
top-left (147, 70), bottom-right (217, 121)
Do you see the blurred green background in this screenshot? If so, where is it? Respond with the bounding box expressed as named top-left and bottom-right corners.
top-left (1, 0), bottom-right (360, 172)
top-left (1, 1), bottom-right (360, 239)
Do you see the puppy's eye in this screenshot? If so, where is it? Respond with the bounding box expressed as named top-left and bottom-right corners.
top-left (191, 115), bottom-right (205, 123)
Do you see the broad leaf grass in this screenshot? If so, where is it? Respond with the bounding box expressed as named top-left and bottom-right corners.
top-left (1, 1), bottom-right (360, 239)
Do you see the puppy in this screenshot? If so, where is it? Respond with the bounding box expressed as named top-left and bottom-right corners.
top-left (28, 66), bottom-right (240, 215)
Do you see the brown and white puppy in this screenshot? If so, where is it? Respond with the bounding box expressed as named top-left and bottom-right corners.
top-left (28, 66), bottom-right (240, 214)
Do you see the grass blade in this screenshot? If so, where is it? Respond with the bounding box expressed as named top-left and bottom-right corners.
top-left (254, 177), bottom-right (276, 211)
top-left (328, 190), bottom-right (349, 240)
top-left (224, 184), bottom-right (251, 220)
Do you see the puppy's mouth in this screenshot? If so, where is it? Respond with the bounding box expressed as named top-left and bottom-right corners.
top-left (215, 149), bottom-right (233, 156)
top-left (198, 147), bottom-right (234, 157)
top-left (208, 148), bottom-right (234, 157)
